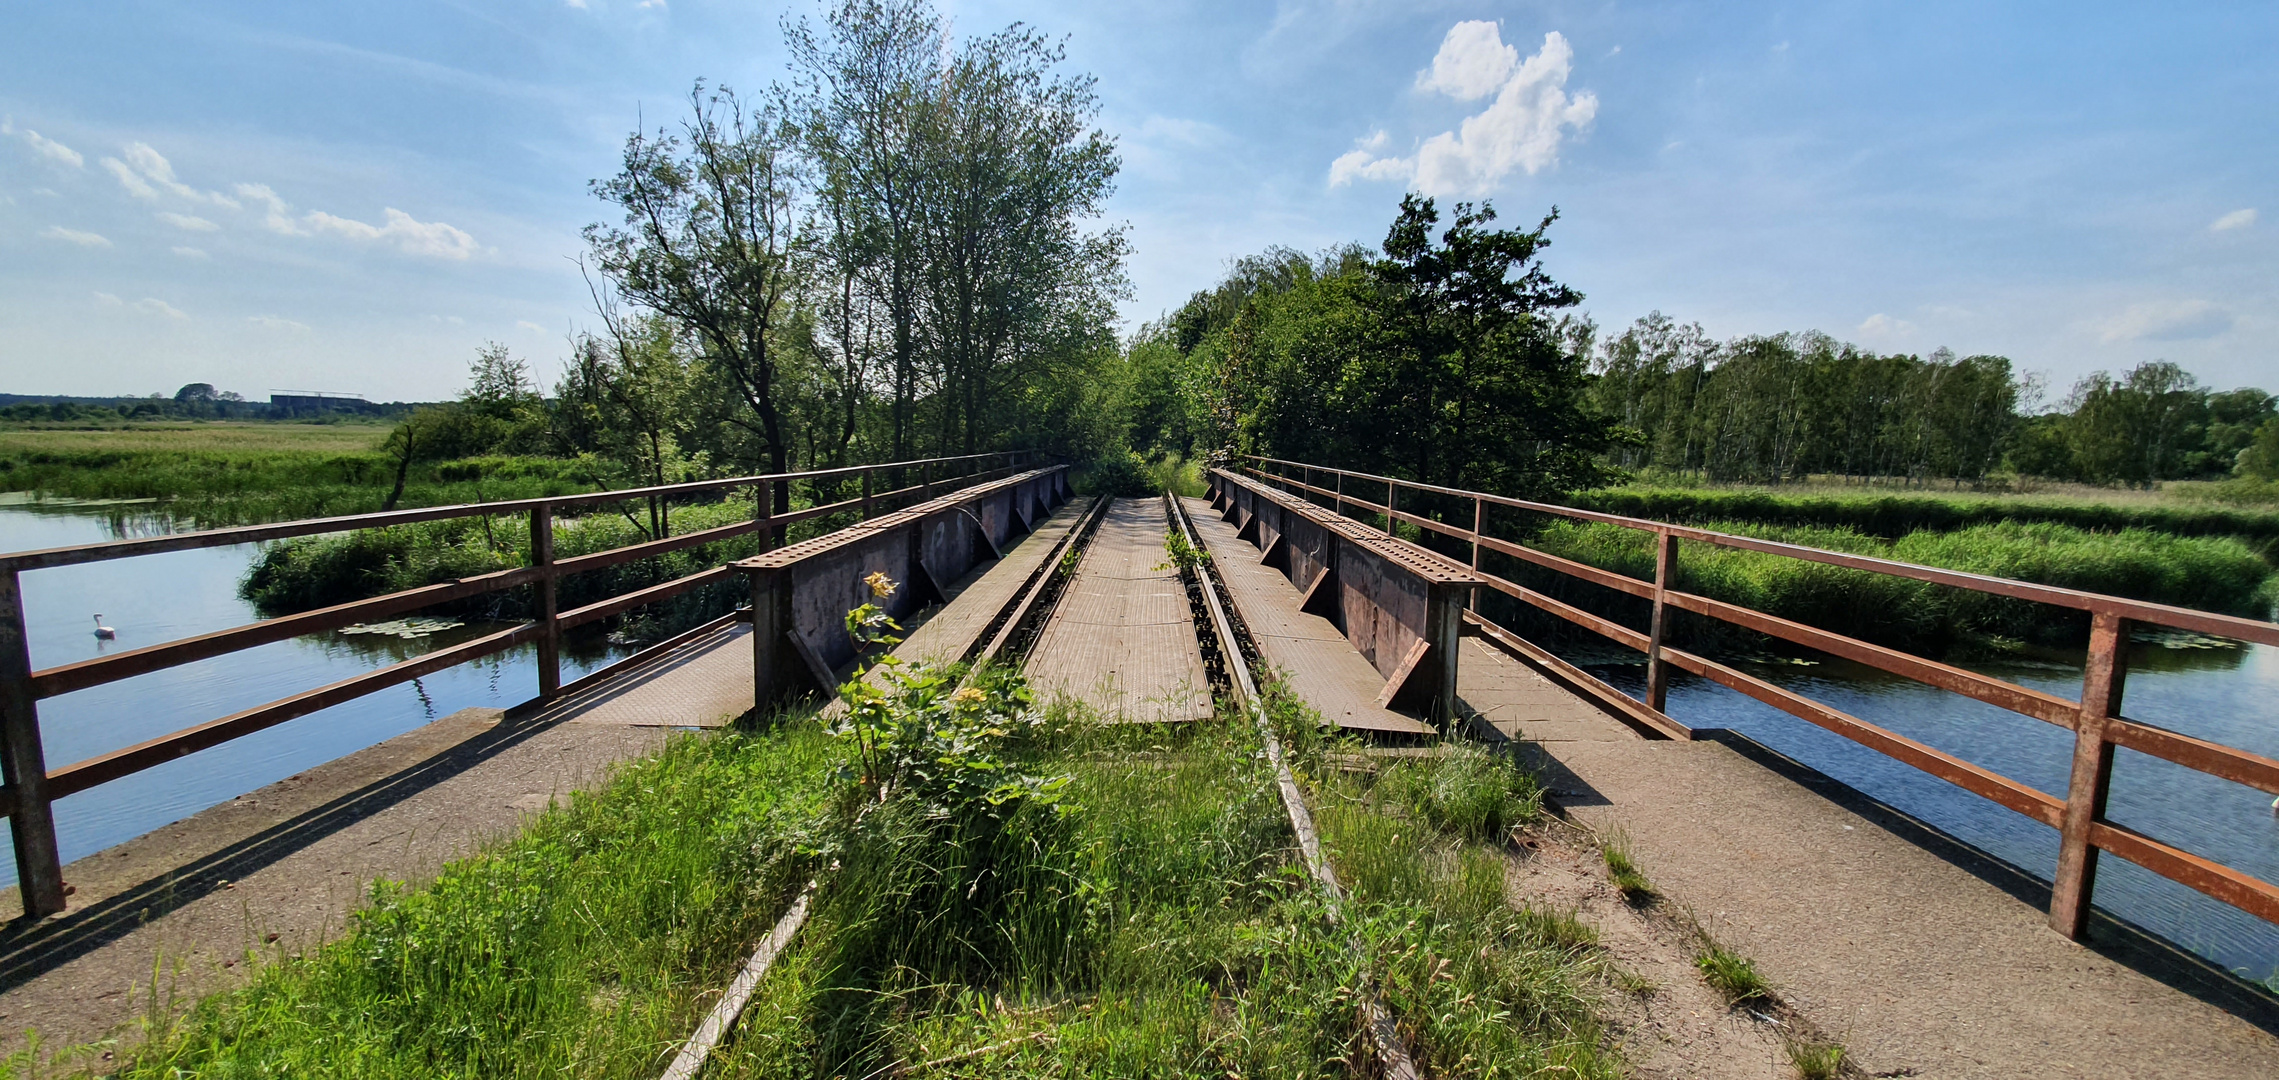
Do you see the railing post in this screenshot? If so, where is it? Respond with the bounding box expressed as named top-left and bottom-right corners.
top-left (1645, 531), bottom-right (1677, 713)
top-left (757, 479), bottom-right (777, 552)
top-left (862, 470), bottom-right (875, 520)
top-left (2051, 609), bottom-right (2129, 940)
top-left (0, 569), bottom-right (66, 917)
top-left (921, 462), bottom-right (932, 500)
top-left (1384, 481), bottom-right (1396, 537)
top-left (1335, 470), bottom-right (1345, 519)
top-left (531, 506), bottom-right (559, 700)
top-left (1469, 497), bottom-right (1484, 613)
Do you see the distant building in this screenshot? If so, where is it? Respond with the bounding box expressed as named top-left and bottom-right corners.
top-left (269, 391), bottom-right (379, 417)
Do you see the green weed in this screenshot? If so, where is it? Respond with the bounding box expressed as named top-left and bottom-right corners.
top-left (1785, 1035), bottom-right (1848, 1079)
top-left (1695, 944), bottom-right (1776, 1007)
top-left (1600, 833), bottom-right (1654, 902)
top-left (1376, 743), bottom-right (1545, 841)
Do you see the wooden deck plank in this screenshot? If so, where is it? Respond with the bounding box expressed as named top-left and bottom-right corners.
top-left (1025, 498), bottom-right (1211, 723)
top-left (1182, 497), bottom-right (1431, 734)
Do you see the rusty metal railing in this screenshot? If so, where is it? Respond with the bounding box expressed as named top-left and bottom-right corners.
top-left (1238, 454), bottom-right (2279, 942)
top-left (0, 451), bottom-right (1031, 917)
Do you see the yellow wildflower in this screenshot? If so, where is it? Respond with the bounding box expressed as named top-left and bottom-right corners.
top-left (865, 571), bottom-right (897, 599)
top-left (950, 686), bottom-right (987, 707)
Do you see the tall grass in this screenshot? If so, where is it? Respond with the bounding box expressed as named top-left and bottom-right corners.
top-left (99, 721), bottom-right (841, 1079)
top-left (1521, 517), bottom-right (2275, 651)
top-left (1567, 483), bottom-right (2279, 552)
top-left (0, 425), bottom-right (601, 528)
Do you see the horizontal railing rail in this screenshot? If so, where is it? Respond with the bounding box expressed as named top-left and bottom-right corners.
top-left (1230, 455), bottom-right (2279, 942)
top-left (0, 451), bottom-right (1034, 917)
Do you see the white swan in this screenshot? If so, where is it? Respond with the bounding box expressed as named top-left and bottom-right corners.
top-left (92, 614), bottom-right (115, 640)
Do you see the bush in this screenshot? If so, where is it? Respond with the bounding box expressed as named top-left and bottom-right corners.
top-left (1077, 450), bottom-right (1156, 497)
top-left (1378, 745), bottom-right (1543, 840)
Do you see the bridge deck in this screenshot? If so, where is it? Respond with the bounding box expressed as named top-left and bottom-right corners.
top-left (1182, 496), bottom-right (1430, 733)
top-left (893, 496), bottom-right (1092, 666)
top-left (1024, 498), bottom-right (1210, 723)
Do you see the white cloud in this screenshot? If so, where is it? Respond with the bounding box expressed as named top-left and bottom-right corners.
top-left (1416, 21), bottom-right (1518, 101)
top-left (305, 207), bottom-right (479, 259)
top-left (516, 320), bottom-right (548, 333)
top-left (4, 121), bottom-right (84, 168)
top-left (102, 142), bottom-right (238, 207)
top-left (1857, 313), bottom-right (1917, 339)
top-left (638, 0), bottom-right (666, 8)
top-left (171, 246), bottom-right (210, 259)
top-left (248, 314), bottom-right (310, 331)
top-left (157, 211), bottom-right (220, 232)
top-left (93, 291), bottom-right (122, 306)
top-left (564, 0), bottom-right (589, 7)
top-left (233, 182), bottom-right (478, 259)
top-left (41, 225), bottom-right (112, 247)
top-left (1330, 27), bottom-right (1598, 196)
top-left (2097, 299), bottom-right (2234, 342)
top-left (2209, 208), bottom-right (2257, 232)
top-left (134, 298), bottom-right (190, 320)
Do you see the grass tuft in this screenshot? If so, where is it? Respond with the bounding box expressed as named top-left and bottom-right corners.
top-left (1599, 832), bottom-right (1654, 903)
top-left (1377, 744), bottom-right (1545, 841)
top-left (1695, 944), bottom-right (1777, 1007)
top-left (1784, 1035), bottom-right (1848, 1079)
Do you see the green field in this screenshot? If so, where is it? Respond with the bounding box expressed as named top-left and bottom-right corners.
top-left (0, 422), bottom-right (600, 527)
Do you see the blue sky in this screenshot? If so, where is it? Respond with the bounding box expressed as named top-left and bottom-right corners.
top-left (1, 1), bottom-right (2271, 401)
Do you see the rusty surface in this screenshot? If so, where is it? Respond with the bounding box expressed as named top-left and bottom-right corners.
top-left (0, 452), bottom-right (1026, 573)
top-left (1244, 457), bottom-right (2279, 647)
top-left (1244, 457), bottom-right (2279, 934)
top-left (2051, 611), bottom-right (2129, 938)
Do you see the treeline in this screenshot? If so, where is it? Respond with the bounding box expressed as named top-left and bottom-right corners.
top-left (379, 0), bottom-right (1126, 514)
top-left (1119, 198), bottom-right (1614, 498)
top-left (0, 386), bottom-right (399, 424)
top-left (1588, 312), bottom-right (2278, 489)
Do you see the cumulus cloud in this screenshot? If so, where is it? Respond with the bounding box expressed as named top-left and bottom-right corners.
top-left (1330, 25), bottom-right (1597, 196)
top-left (134, 297), bottom-right (190, 320)
top-left (248, 314), bottom-right (310, 331)
top-left (2209, 208), bottom-right (2257, 232)
top-left (516, 320), bottom-right (548, 333)
top-left (41, 225), bottom-right (112, 247)
top-left (232, 182), bottom-right (478, 259)
top-left (1, 118), bottom-right (84, 168)
top-left (157, 211), bottom-right (219, 232)
top-left (2098, 299), bottom-right (2234, 342)
top-left (1857, 313), bottom-right (1917, 339)
top-left (1415, 20), bottom-right (1518, 100)
top-left (171, 246), bottom-right (210, 259)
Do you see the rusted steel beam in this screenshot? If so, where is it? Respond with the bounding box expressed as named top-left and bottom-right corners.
top-left (45, 622), bottom-right (541, 800)
top-left (1240, 459), bottom-right (2279, 647)
top-left (1660, 590), bottom-right (2080, 728)
top-left (2051, 611), bottom-right (2128, 939)
top-left (532, 506), bottom-right (560, 700)
top-left (2106, 717), bottom-right (2279, 797)
top-left (2089, 820), bottom-right (2279, 927)
top-left (1646, 532), bottom-right (1677, 714)
top-left (0, 452), bottom-right (1023, 573)
top-left (739, 467), bottom-right (1074, 710)
top-left (0, 571), bottom-right (64, 916)
top-left (556, 565), bottom-right (737, 632)
top-left (1661, 643), bottom-right (2069, 829)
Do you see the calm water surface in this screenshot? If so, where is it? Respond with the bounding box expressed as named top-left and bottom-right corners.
top-left (0, 502), bottom-right (631, 888)
top-left (1578, 636), bottom-right (2279, 984)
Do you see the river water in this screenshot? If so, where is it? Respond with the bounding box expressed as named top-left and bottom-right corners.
top-left (0, 501), bottom-right (631, 890)
top-left (1574, 635), bottom-right (2279, 985)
